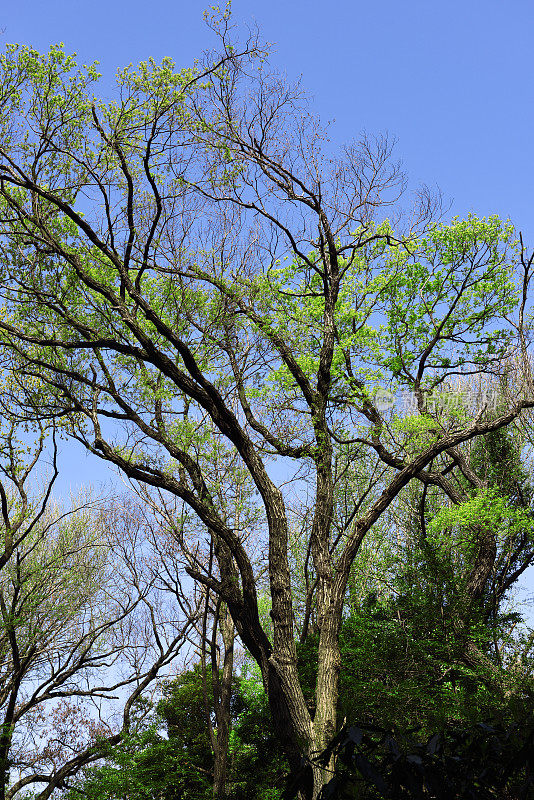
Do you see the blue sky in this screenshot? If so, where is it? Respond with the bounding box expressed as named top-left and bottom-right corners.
top-left (4, 0), bottom-right (533, 235)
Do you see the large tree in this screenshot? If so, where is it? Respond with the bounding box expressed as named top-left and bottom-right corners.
top-left (0, 22), bottom-right (533, 797)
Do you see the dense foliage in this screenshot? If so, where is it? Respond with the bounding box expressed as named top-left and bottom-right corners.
top-left (65, 666), bottom-right (287, 800)
top-left (303, 719), bottom-right (534, 800)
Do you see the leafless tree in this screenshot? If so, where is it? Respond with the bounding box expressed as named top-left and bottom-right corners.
top-left (0, 423), bottom-right (199, 800)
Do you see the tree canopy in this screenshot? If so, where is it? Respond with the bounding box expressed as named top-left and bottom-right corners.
top-left (0, 21), bottom-right (534, 799)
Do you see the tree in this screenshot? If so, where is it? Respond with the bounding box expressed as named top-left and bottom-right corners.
top-left (58, 413), bottom-right (534, 800)
top-left (128, 436), bottom-right (264, 800)
top-left (331, 398), bottom-right (534, 734)
top-left (0, 22), bottom-right (533, 797)
top-left (65, 663), bottom-right (287, 800)
top-left (0, 422), bottom-right (198, 800)
top-left (383, 392), bottom-right (534, 698)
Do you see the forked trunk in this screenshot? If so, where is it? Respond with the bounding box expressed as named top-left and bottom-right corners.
top-left (265, 603), bottom-right (343, 800)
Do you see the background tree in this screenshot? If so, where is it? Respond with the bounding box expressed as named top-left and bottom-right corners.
top-left (329, 390), bottom-right (534, 734)
top-left (64, 662), bottom-right (287, 800)
top-left (0, 422), bottom-right (199, 800)
top-left (129, 437), bottom-right (264, 800)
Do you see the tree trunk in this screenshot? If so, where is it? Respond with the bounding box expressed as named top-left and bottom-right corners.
top-left (262, 602), bottom-right (343, 800)
top-left (212, 605), bottom-right (234, 800)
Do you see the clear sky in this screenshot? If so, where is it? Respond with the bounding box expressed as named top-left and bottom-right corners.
top-left (4, 0), bottom-right (534, 235)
